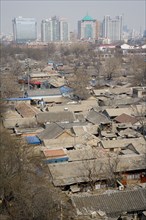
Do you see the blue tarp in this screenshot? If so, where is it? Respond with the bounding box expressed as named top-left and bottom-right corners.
top-left (44, 156), bottom-right (69, 164)
top-left (60, 86), bottom-right (73, 94)
top-left (26, 136), bottom-right (41, 145)
top-left (5, 97), bottom-right (32, 101)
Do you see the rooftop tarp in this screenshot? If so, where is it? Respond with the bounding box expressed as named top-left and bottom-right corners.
top-left (26, 136), bottom-right (41, 144)
top-left (60, 86), bottom-right (73, 94)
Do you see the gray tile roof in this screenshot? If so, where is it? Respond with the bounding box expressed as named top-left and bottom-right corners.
top-left (48, 153), bottom-right (145, 186)
top-left (86, 110), bottom-right (111, 125)
top-left (3, 117), bottom-right (37, 129)
top-left (37, 123), bottom-right (64, 140)
top-left (71, 189), bottom-right (146, 217)
top-left (100, 137), bottom-right (145, 153)
top-left (36, 111), bottom-right (76, 124)
top-left (102, 108), bottom-right (132, 118)
top-left (57, 121), bottom-right (88, 129)
top-left (28, 88), bottom-right (62, 97)
top-left (15, 102), bottom-right (39, 117)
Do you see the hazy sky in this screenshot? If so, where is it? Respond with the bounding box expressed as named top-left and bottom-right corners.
top-left (1, 0), bottom-right (146, 35)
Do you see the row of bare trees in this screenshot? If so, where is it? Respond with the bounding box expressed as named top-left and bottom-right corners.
top-left (0, 127), bottom-right (75, 220)
top-left (0, 43), bottom-right (145, 100)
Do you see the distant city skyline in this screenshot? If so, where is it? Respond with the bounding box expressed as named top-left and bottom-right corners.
top-left (1, 0), bottom-right (145, 35)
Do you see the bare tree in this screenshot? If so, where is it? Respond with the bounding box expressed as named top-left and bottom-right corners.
top-left (67, 68), bottom-right (90, 100)
top-left (102, 57), bottom-right (122, 80)
top-left (10, 61), bottom-right (23, 76)
top-left (131, 104), bottom-right (146, 139)
top-left (0, 127), bottom-right (75, 220)
top-left (83, 160), bottom-right (103, 191)
top-left (104, 153), bottom-right (121, 187)
top-left (0, 74), bottom-right (22, 98)
top-left (129, 55), bottom-right (146, 86)
top-left (70, 44), bottom-right (87, 59)
top-left (131, 105), bottom-right (146, 167)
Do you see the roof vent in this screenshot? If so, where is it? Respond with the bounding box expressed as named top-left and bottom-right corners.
top-left (119, 185), bottom-right (124, 191)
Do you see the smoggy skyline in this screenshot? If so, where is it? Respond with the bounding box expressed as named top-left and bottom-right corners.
top-left (1, 0), bottom-right (146, 35)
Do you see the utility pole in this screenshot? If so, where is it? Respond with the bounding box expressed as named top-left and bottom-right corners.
top-left (25, 58), bottom-right (30, 91)
top-left (60, 200), bottom-right (63, 220)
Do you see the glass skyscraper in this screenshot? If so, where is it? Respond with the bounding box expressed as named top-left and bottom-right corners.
top-left (12, 17), bottom-right (37, 44)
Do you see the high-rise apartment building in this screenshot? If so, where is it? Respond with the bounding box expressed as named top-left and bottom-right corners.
top-left (51, 16), bottom-right (60, 42)
top-left (41, 16), bottom-right (69, 42)
top-left (41, 19), bottom-right (53, 42)
top-left (102, 15), bottom-right (123, 42)
top-left (60, 18), bottom-right (70, 42)
top-left (78, 15), bottom-right (97, 40)
top-left (95, 20), bottom-right (101, 39)
top-left (12, 17), bottom-right (37, 44)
